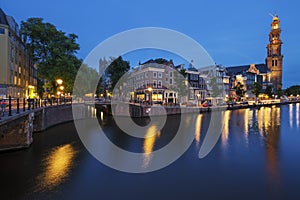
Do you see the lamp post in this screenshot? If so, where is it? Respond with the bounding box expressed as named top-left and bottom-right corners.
top-left (196, 93), bottom-right (201, 107)
top-left (56, 79), bottom-right (63, 103)
top-left (148, 87), bottom-right (152, 105)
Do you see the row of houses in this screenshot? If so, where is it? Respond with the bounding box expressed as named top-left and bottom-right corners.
top-left (108, 58), bottom-right (277, 105)
top-left (108, 14), bottom-right (283, 105)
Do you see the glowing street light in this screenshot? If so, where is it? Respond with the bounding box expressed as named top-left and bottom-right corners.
top-left (148, 87), bottom-right (152, 105)
top-left (56, 79), bottom-right (64, 103)
top-left (56, 79), bottom-right (63, 85)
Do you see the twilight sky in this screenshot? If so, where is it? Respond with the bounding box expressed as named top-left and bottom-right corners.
top-left (1, 0), bottom-right (299, 87)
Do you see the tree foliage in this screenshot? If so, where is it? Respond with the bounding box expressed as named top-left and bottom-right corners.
top-left (171, 68), bottom-right (188, 101)
top-left (73, 64), bottom-right (99, 96)
top-left (107, 56), bottom-right (130, 92)
top-left (235, 81), bottom-right (246, 100)
top-left (252, 82), bottom-right (262, 97)
top-left (264, 85), bottom-right (273, 98)
top-left (209, 77), bottom-right (223, 98)
top-left (20, 18), bottom-right (81, 96)
top-left (285, 85), bottom-right (300, 96)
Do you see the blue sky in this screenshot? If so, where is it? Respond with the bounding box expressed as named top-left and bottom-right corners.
top-left (1, 0), bottom-right (299, 87)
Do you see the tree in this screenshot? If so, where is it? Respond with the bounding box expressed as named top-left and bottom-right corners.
top-left (252, 82), bottom-right (262, 98)
top-left (275, 88), bottom-right (283, 98)
top-left (73, 64), bottom-right (99, 96)
top-left (20, 18), bottom-right (81, 97)
top-left (107, 56), bottom-right (130, 92)
top-left (209, 77), bottom-right (223, 98)
top-left (285, 85), bottom-right (300, 96)
top-left (171, 68), bottom-right (188, 103)
top-left (265, 85), bottom-right (273, 98)
top-left (235, 81), bottom-right (246, 101)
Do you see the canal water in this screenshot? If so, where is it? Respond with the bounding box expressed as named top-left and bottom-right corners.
top-left (1, 104), bottom-right (300, 199)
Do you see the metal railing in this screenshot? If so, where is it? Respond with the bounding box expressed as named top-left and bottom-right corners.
top-left (0, 96), bottom-right (72, 120)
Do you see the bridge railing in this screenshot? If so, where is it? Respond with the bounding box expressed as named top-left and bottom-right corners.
top-left (0, 96), bottom-right (72, 120)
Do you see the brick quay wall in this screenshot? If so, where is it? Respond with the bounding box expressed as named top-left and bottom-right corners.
top-left (0, 104), bottom-right (86, 151)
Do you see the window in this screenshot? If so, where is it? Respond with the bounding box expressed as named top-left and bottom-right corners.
top-left (170, 72), bottom-right (173, 77)
top-left (0, 28), bottom-right (5, 34)
top-left (158, 80), bottom-right (162, 87)
top-left (145, 72), bottom-right (148, 78)
top-left (158, 72), bottom-right (162, 78)
top-left (153, 72), bottom-right (157, 78)
top-left (170, 79), bottom-right (173, 84)
top-left (146, 81), bottom-right (149, 86)
top-left (153, 80), bottom-right (157, 87)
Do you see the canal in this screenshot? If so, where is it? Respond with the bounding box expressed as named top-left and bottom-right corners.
top-left (1, 104), bottom-right (300, 199)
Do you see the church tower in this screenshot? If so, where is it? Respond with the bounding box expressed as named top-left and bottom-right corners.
top-left (266, 13), bottom-right (283, 90)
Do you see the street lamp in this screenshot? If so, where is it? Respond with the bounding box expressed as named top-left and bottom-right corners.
top-left (148, 87), bottom-right (152, 105)
top-left (196, 93), bottom-right (201, 107)
top-left (56, 79), bottom-right (63, 85)
top-left (56, 79), bottom-right (63, 103)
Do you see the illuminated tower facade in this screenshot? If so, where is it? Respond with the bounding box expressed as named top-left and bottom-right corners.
top-left (266, 14), bottom-right (283, 90)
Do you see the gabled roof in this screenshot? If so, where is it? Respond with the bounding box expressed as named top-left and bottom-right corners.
top-left (0, 8), bottom-right (9, 26)
top-left (255, 64), bottom-right (269, 73)
top-left (226, 63), bottom-right (269, 75)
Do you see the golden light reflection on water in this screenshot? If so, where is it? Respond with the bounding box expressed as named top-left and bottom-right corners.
top-left (195, 114), bottom-right (202, 145)
top-left (221, 110), bottom-right (231, 147)
top-left (35, 144), bottom-right (77, 192)
top-left (244, 109), bottom-right (250, 144)
top-left (100, 111), bottom-right (104, 121)
top-left (257, 108), bottom-right (264, 136)
top-left (289, 104), bottom-right (293, 128)
top-left (143, 125), bottom-right (160, 168)
top-left (296, 103), bottom-right (299, 129)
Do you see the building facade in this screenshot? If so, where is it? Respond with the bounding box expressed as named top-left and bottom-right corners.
top-left (226, 64), bottom-right (271, 98)
top-left (185, 66), bottom-right (207, 102)
top-left (130, 59), bottom-right (179, 104)
top-left (199, 65), bottom-right (229, 104)
top-left (266, 14), bottom-right (283, 90)
top-left (0, 9), bottom-right (37, 99)
top-left (226, 14), bottom-right (284, 98)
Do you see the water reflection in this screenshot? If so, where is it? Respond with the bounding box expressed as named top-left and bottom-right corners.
top-left (244, 109), bottom-right (250, 144)
top-left (143, 125), bottom-right (161, 168)
top-left (195, 114), bottom-right (202, 146)
top-left (221, 110), bottom-right (231, 147)
top-left (296, 103), bottom-right (299, 129)
top-left (35, 144), bottom-right (77, 192)
top-left (221, 106), bottom-right (281, 184)
top-left (289, 104), bottom-right (293, 128)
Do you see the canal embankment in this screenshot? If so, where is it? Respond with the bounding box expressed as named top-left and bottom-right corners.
top-left (0, 104), bottom-right (86, 152)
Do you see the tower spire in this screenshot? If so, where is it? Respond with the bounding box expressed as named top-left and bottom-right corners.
top-left (266, 12), bottom-right (283, 90)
